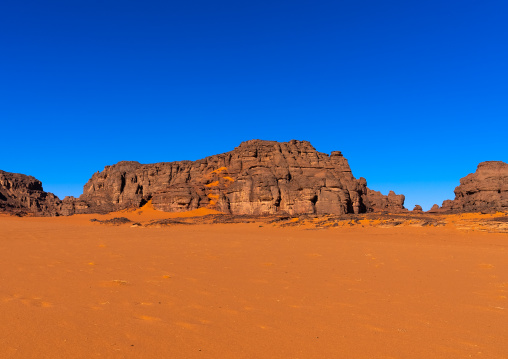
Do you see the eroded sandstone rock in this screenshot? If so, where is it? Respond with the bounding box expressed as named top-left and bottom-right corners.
top-left (428, 204), bottom-right (441, 213)
top-left (362, 188), bottom-right (406, 213)
top-left (69, 140), bottom-right (406, 215)
top-left (441, 161), bottom-right (508, 213)
top-left (0, 170), bottom-right (61, 216)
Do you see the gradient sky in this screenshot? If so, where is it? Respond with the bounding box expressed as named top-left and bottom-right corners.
top-left (1, 0), bottom-right (507, 210)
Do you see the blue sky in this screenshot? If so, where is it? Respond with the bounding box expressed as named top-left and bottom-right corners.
top-left (1, 0), bottom-right (506, 210)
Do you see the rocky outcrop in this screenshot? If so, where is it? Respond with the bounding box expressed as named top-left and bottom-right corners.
top-left (362, 189), bottom-right (406, 213)
top-left (0, 170), bottom-right (61, 216)
top-left (67, 140), bottom-right (405, 216)
top-left (428, 204), bottom-right (440, 213)
top-left (413, 205), bottom-right (423, 212)
top-left (441, 161), bottom-right (508, 213)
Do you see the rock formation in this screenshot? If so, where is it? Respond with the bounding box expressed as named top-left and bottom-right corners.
top-left (0, 170), bottom-right (61, 216)
top-left (441, 161), bottom-right (508, 213)
top-left (3, 147), bottom-right (504, 217)
top-left (362, 189), bottom-right (406, 213)
top-left (428, 204), bottom-right (440, 213)
top-left (412, 205), bottom-right (423, 212)
top-left (65, 140), bottom-right (406, 216)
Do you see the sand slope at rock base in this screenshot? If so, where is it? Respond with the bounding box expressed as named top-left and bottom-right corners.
top-left (0, 215), bottom-right (507, 358)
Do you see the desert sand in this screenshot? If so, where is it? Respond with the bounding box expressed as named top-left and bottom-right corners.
top-left (1, 209), bottom-right (507, 358)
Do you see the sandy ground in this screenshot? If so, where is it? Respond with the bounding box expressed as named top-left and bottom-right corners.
top-left (0, 211), bottom-right (507, 358)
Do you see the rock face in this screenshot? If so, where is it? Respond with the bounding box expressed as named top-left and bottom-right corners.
top-left (67, 140), bottom-right (405, 215)
top-left (441, 161), bottom-right (508, 213)
top-left (0, 170), bottom-right (61, 216)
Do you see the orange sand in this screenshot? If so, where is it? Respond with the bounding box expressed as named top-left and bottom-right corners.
top-left (210, 167), bottom-right (228, 174)
top-left (205, 181), bottom-right (219, 187)
top-left (1, 213), bottom-right (507, 358)
top-left (104, 200), bottom-right (222, 222)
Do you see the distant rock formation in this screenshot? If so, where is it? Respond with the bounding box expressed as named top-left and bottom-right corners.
top-left (441, 161), bottom-right (507, 213)
top-left (428, 204), bottom-right (440, 213)
top-left (0, 170), bottom-right (61, 216)
top-left (64, 140), bottom-right (406, 216)
top-left (363, 189), bottom-right (406, 213)
top-left (412, 205), bottom-right (423, 212)
top-left (8, 143), bottom-right (505, 217)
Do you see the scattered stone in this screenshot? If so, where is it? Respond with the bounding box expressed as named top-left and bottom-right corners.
top-left (146, 219), bottom-right (192, 227)
top-left (89, 217), bottom-right (132, 225)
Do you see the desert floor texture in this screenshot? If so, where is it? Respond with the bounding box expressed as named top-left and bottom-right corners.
top-left (1, 208), bottom-right (507, 358)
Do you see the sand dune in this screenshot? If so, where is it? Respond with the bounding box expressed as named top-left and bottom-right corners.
top-left (0, 212), bottom-right (507, 358)
top-left (89, 199), bottom-right (223, 222)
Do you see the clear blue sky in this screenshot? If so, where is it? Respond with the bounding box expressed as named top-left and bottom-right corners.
top-left (1, 0), bottom-right (506, 210)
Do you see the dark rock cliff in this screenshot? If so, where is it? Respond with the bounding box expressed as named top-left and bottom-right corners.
top-left (0, 170), bottom-right (61, 216)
